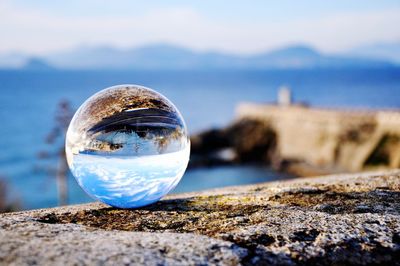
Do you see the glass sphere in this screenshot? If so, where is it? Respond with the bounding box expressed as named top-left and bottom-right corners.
top-left (66, 85), bottom-right (190, 208)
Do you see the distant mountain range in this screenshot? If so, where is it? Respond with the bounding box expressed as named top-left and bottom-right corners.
top-left (0, 43), bottom-right (399, 70)
top-left (348, 43), bottom-right (400, 64)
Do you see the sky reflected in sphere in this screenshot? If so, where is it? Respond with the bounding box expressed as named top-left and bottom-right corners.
top-left (66, 85), bottom-right (190, 208)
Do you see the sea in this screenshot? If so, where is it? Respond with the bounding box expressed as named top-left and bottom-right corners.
top-left (0, 67), bottom-right (399, 210)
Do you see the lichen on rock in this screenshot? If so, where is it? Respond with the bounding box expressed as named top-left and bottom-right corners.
top-left (1, 170), bottom-right (400, 265)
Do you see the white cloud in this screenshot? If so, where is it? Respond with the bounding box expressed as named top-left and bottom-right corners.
top-left (0, 1), bottom-right (399, 55)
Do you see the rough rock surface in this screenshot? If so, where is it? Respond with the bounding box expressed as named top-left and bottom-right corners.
top-left (1, 170), bottom-right (400, 265)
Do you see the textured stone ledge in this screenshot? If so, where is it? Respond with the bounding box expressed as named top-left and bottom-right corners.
top-left (1, 170), bottom-right (400, 265)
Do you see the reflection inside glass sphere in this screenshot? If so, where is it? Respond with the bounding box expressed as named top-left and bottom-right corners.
top-left (66, 85), bottom-right (190, 208)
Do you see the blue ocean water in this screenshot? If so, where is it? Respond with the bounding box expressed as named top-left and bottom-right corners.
top-left (0, 68), bottom-right (399, 210)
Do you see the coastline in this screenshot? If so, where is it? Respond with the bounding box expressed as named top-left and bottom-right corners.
top-left (190, 103), bottom-right (400, 177)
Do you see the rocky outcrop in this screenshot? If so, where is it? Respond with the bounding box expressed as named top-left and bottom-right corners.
top-left (190, 119), bottom-right (278, 168)
top-left (236, 104), bottom-right (400, 172)
top-left (190, 105), bottom-right (400, 175)
top-left (1, 170), bottom-right (399, 265)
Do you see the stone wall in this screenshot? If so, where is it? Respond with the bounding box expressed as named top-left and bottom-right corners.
top-left (236, 103), bottom-right (400, 172)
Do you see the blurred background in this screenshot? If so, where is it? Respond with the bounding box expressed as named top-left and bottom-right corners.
top-left (0, 0), bottom-right (399, 212)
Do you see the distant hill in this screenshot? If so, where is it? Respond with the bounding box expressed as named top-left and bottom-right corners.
top-left (0, 53), bottom-right (28, 68)
top-left (349, 42), bottom-right (400, 64)
top-left (0, 44), bottom-right (397, 70)
top-left (22, 58), bottom-right (54, 70)
top-left (248, 45), bottom-right (398, 69)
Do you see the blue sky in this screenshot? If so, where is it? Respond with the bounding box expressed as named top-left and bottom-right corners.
top-left (1, 0), bottom-right (399, 55)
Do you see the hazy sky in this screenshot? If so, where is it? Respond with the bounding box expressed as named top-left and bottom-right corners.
top-left (1, 0), bottom-right (399, 55)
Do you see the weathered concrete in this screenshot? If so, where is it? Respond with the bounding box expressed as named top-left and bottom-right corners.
top-left (1, 170), bottom-right (400, 265)
top-left (236, 104), bottom-right (400, 172)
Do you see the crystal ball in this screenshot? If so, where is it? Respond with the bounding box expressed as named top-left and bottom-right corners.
top-left (66, 85), bottom-right (190, 208)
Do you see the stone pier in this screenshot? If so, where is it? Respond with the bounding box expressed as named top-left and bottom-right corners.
top-left (236, 104), bottom-right (400, 172)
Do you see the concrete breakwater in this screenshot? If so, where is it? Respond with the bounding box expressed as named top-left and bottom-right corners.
top-left (191, 103), bottom-right (400, 175)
